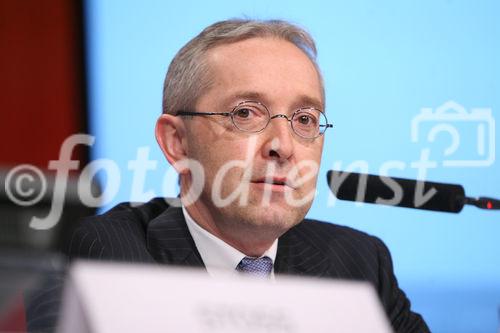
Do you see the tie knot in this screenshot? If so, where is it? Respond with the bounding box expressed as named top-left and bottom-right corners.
top-left (236, 256), bottom-right (273, 278)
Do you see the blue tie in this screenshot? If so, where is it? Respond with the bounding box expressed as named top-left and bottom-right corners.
top-left (236, 256), bottom-right (273, 278)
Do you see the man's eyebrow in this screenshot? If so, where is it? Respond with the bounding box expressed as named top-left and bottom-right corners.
top-left (223, 91), bottom-right (267, 105)
top-left (222, 91), bottom-right (324, 110)
top-left (294, 95), bottom-right (324, 110)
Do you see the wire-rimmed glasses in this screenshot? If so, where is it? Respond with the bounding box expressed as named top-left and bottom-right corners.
top-left (176, 100), bottom-right (332, 139)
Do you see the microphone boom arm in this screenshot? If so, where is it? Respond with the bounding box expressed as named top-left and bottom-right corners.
top-left (327, 170), bottom-right (500, 213)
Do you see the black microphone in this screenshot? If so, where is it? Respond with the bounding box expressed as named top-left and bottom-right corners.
top-left (326, 170), bottom-right (500, 213)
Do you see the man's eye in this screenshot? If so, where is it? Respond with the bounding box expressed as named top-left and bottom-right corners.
top-left (234, 108), bottom-right (254, 119)
top-left (298, 114), bottom-right (313, 125)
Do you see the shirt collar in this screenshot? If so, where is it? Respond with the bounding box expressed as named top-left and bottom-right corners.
top-left (182, 205), bottom-right (278, 278)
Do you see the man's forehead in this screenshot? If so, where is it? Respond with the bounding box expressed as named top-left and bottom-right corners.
top-left (203, 37), bottom-right (324, 108)
top-left (206, 37), bottom-right (315, 68)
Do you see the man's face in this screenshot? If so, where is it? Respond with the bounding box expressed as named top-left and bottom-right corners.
top-left (183, 37), bottom-right (325, 236)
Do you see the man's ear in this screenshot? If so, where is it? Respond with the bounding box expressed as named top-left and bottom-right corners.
top-left (155, 114), bottom-right (188, 173)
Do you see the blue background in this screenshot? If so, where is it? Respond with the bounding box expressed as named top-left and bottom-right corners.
top-left (84, 1), bottom-right (500, 332)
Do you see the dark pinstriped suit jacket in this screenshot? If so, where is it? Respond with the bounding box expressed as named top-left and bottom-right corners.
top-left (29, 198), bottom-right (430, 332)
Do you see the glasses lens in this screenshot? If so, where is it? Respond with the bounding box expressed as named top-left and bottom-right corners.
top-left (231, 101), bottom-right (270, 132)
top-left (292, 108), bottom-right (327, 138)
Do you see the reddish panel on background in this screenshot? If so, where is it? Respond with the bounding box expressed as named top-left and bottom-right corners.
top-left (0, 0), bottom-right (87, 169)
top-left (0, 295), bottom-right (26, 332)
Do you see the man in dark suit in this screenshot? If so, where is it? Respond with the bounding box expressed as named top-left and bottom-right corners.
top-left (66, 197), bottom-right (428, 332)
top-left (35, 19), bottom-right (429, 332)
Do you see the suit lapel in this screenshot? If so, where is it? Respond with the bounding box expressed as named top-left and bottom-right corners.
top-left (146, 204), bottom-right (205, 268)
top-left (275, 221), bottom-right (332, 278)
top-left (145, 206), bottom-right (330, 278)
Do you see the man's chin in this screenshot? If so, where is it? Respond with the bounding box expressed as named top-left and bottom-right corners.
top-left (235, 203), bottom-right (307, 231)
top-left (252, 191), bottom-right (313, 214)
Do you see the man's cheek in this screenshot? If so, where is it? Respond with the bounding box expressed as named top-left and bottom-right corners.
top-left (207, 158), bottom-right (254, 208)
top-left (285, 160), bottom-right (319, 207)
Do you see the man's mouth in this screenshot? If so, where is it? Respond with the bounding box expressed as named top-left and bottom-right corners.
top-left (251, 177), bottom-right (296, 190)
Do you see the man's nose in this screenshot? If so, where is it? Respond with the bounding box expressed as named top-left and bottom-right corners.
top-left (261, 115), bottom-right (294, 162)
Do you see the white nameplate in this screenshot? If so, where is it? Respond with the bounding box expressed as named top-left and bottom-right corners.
top-left (57, 261), bottom-right (392, 333)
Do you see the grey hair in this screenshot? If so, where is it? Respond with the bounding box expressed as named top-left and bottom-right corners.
top-left (162, 19), bottom-right (324, 115)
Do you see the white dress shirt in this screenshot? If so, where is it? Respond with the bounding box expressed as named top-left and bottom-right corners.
top-left (182, 205), bottom-right (278, 279)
